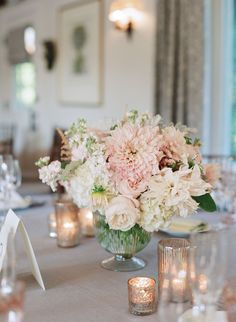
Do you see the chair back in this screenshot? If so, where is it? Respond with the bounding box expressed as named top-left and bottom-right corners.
top-left (0, 123), bottom-right (15, 155)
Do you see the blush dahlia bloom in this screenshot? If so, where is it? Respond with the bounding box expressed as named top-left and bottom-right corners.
top-left (106, 123), bottom-right (161, 198)
top-left (159, 127), bottom-right (187, 167)
top-left (204, 163), bottom-right (221, 187)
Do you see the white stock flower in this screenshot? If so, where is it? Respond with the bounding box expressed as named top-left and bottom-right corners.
top-left (38, 160), bottom-right (61, 192)
top-left (105, 196), bottom-right (140, 231)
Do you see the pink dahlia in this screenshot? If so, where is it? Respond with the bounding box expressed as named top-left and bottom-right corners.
top-left (105, 123), bottom-right (162, 198)
top-left (159, 127), bottom-right (188, 168)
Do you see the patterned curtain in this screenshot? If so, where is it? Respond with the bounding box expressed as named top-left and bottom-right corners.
top-left (155, 0), bottom-right (204, 132)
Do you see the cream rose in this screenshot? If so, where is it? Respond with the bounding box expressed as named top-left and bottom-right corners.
top-left (105, 196), bottom-right (140, 231)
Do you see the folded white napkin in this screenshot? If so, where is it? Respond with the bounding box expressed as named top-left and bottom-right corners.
top-left (0, 191), bottom-right (29, 211)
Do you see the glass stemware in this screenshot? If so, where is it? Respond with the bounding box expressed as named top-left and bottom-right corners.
top-left (11, 160), bottom-right (22, 192)
top-left (0, 230), bottom-right (25, 322)
top-left (189, 230), bottom-right (227, 317)
top-left (0, 155), bottom-right (14, 202)
top-left (0, 156), bottom-right (22, 202)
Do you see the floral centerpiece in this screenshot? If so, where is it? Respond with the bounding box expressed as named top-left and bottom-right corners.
top-left (36, 110), bottom-right (218, 271)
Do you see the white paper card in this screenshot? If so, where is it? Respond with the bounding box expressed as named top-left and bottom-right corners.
top-left (0, 209), bottom-right (45, 290)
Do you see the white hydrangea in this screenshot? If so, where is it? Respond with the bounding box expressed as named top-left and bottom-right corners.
top-left (66, 162), bottom-right (94, 207)
top-left (65, 151), bottom-right (112, 208)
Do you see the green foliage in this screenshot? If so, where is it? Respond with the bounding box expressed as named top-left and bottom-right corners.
top-left (35, 156), bottom-right (50, 168)
top-left (127, 110), bottom-right (139, 124)
top-left (169, 161), bottom-right (182, 171)
top-left (110, 124), bottom-right (118, 131)
top-left (92, 185), bottom-right (105, 193)
top-left (193, 138), bottom-right (201, 147)
top-left (184, 136), bottom-right (192, 144)
top-left (192, 193), bottom-right (217, 212)
top-left (188, 160), bottom-right (195, 169)
top-left (61, 161), bottom-right (82, 180)
top-left (86, 136), bottom-right (96, 153)
top-left (66, 119), bottom-right (87, 137)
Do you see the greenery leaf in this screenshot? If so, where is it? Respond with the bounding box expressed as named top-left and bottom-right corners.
top-left (61, 161), bottom-right (82, 180)
top-left (192, 193), bottom-right (217, 212)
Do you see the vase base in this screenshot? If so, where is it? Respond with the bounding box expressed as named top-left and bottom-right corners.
top-left (101, 256), bottom-right (146, 272)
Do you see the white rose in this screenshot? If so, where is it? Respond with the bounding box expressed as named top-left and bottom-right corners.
top-left (105, 196), bottom-right (140, 231)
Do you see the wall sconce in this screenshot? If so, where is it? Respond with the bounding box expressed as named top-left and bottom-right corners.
top-left (109, 0), bottom-right (143, 37)
top-left (43, 40), bottom-right (57, 70)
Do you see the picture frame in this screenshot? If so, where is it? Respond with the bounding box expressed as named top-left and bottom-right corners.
top-left (58, 0), bottom-right (103, 106)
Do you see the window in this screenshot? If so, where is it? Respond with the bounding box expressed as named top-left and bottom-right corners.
top-left (11, 26), bottom-right (36, 109)
top-left (13, 62), bottom-right (36, 109)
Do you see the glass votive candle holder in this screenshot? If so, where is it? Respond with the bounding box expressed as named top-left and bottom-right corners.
top-left (158, 238), bottom-right (190, 303)
top-left (55, 201), bottom-right (80, 248)
top-left (48, 212), bottom-right (57, 238)
top-left (79, 208), bottom-right (95, 237)
top-left (128, 277), bottom-right (156, 316)
top-left (223, 276), bottom-right (236, 322)
top-left (0, 280), bottom-right (25, 322)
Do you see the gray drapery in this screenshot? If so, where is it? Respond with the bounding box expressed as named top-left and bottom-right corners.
top-left (155, 0), bottom-right (204, 132)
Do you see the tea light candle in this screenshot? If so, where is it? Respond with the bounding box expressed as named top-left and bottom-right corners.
top-left (128, 277), bottom-right (156, 316)
top-left (48, 213), bottom-right (57, 238)
top-left (199, 274), bottom-right (208, 293)
top-left (55, 201), bottom-right (80, 248)
top-left (79, 208), bottom-right (95, 237)
top-left (171, 269), bottom-right (187, 302)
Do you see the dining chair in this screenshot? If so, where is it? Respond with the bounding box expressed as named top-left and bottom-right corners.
top-left (0, 123), bottom-right (15, 155)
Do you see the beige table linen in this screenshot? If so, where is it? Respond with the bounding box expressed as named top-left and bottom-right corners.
top-left (11, 196), bottom-right (227, 322)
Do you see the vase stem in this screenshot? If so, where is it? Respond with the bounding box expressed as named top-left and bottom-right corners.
top-left (115, 254), bottom-right (132, 262)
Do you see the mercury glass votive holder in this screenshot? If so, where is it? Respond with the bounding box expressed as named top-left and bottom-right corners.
top-left (79, 208), bottom-right (95, 237)
top-left (48, 212), bottom-right (57, 238)
top-left (55, 201), bottom-right (80, 248)
top-left (0, 280), bottom-right (25, 322)
top-left (128, 277), bottom-right (156, 316)
top-left (158, 238), bottom-right (190, 303)
top-left (223, 277), bottom-right (236, 322)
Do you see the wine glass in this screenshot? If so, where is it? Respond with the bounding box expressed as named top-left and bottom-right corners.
top-left (0, 230), bottom-right (25, 322)
top-left (1, 155), bottom-right (14, 202)
top-left (189, 230), bottom-right (227, 317)
top-left (10, 160), bottom-right (22, 191)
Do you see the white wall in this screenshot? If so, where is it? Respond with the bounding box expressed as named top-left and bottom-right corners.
top-left (0, 0), bottom-right (157, 154)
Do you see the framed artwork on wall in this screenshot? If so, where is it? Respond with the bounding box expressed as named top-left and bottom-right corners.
top-left (58, 0), bottom-right (103, 106)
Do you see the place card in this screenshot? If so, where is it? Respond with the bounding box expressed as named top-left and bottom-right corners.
top-left (0, 209), bottom-right (45, 290)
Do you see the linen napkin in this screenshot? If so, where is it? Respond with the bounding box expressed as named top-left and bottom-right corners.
top-left (168, 218), bottom-right (208, 233)
top-left (0, 191), bottom-right (30, 211)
